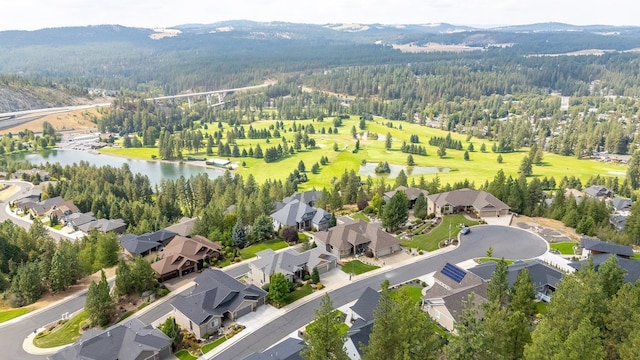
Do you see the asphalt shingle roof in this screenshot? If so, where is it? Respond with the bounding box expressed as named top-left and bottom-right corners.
top-left (350, 287), bottom-right (380, 322)
top-left (242, 337), bottom-right (305, 360)
top-left (581, 238), bottom-right (634, 257)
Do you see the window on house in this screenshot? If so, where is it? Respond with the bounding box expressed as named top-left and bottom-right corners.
top-left (435, 310), bottom-right (441, 319)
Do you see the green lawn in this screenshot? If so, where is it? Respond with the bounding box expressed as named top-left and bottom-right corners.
top-left (631, 253), bottom-right (640, 260)
top-left (535, 301), bottom-right (549, 315)
top-left (412, 222), bottom-right (430, 235)
top-left (175, 349), bottom-right (198, 360)
top-left (550, 242), bottom-right (577, 255)
top-left (402, 214), bottom-right (479, 251)
top-left (33, 311), bottom-right (87, 348)
top-left (287, 284), bottom-right (314, 304)
top-left (351, 212), bottom-right (370, 222)
top-left (0, 307), bottom-right (29, 323)
top-left (475, 257), bottom-right (515, 265)
top-left (100, 115), bottom-right (626, 191)
top-left (341, 260), bottom-right (380, 275)
top-left (239, 239), bottom-right (288, 259)
top-left (390, 285), bottom-right (424, 304)
top-left (201, 336), bottom-right (228, 354)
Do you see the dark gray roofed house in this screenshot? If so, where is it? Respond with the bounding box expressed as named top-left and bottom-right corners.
top-left (48, 318), bottom-right (171, 360)
top-left (580, 238), bottom-right (634, 258)
top-left (345, 319), bottom-right (373, 359)
top-left (610, 214), bottom-right (628, 231)
top-left (151, 235), bottom-right (220, 281)
top-left (350, 287), bottom-right (380, 323)
top-left (570, 253), bottom-right (640, 283)
top-left (383, 186), bottom-right (428, 208)
top-left (171, 268), bottom-right (266, 339)
top-left (313, 219), bottom-right (401, 259)
top-left (468, 259), bottom-right (564, 302)
top-left (15, 189), bottom-right (42, 202)
top-left (270, 199), bottom-right (330, 232)
top-left (283, 190), bottom-right (324, 207)
top-left (65, 212), bottom-right (96, 228)
top-left (78, 218), bottom-right (127, 234)
top-left (427, 188), bottom-right (510, 218)
top-left (119, 234), bottom-right (162, 257)
top-left (583, 185), bottom-right (613, 199)
top-left (242, 337), bottom-right (305, 360)
top-left (612, 197), bottom-right (633, 212)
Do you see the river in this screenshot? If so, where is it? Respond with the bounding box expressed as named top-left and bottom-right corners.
top-left (8, 150), bottom-right (223, 184)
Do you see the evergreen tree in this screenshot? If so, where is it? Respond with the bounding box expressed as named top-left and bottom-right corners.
top-left (10, 261), bottom-right (43, 306)
top-left (480, 143), bottom-right (487, 152)
top-left (115, 258), bottom-right (133, 296)
top-left (382, 191), bottom-right (409, 232)
top-left (627, 150), bottom-right (640, 190)
top-left (497, 154), bottom-right (503, 163)
top-left (159, 317), bottom-right (183, 352)
top-left (298, 160), bottom-right (306, 172)
top-left (437, 144), bottom-right (447, 158)
top-left (252, 214), bottom-right (274, 242)
top-left (311, 267), bottom-right (320, 284)
top-left (407, 154), bottom-right (415, 166)
top-left (394, 170), bottom-right (408, 188)
top-left (509, 268), bottom-right (537, 319)
top-left (464, 150), bottom-right (470, 161)
top-left (519, 155), bottom-right (533, 176)
top-left (301, 294), bottom-right (349, 360)
top-left (131, 257), bottom-right (157, 295)
top-left (49, 248), bottom-right (72, 293)
top-left (413, 193), bottom-right (428, 220)
top-left (232, 219), bottom-right (247, 249)
top-left (487, 259), bottom-right (509, 308)
top-left (385, 132), bottom-right (392, 150)
top-left (86, 270), bottom-right (115, 327)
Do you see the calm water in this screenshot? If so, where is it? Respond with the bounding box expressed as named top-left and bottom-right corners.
top-left (9, 150), bottom-right (223, 184)
top-left (359, 162), bottom-right (450, 178)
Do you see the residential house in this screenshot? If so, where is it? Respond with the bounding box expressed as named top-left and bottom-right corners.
top-left (119, 229), bottom-right (177, 257)
top-left (242, 338), bottom-right (305, 360)
top-left (564, 188), bottom-right (585, 204)
top-left (46, 200), bottom-right (80, 219)
top-left (78, 218), bottom-right (127, 234)
top-left (248, 248), bottom-right (337, 286)
top-left (344, 287), bottom-right (380, 360)
top-left (151, 235), bottom-right (221, 281)
top-left (283, 190), bottom-right (324, 207)
top-left (427, 189), bottom-right (510, 218)
top-left (612, 197), bottom-right (633, 213)
top-left (422, 263), bottom-right (487, 333)
top-left (583, 185), bottom-right (614, 199)
top-left (610, 214), bottom-right (628, 232)
top-left (171, 268), bottom-right (266, 338)
top-left (20, 196), bottom-right (64, 217)
top-left (383, 186), bottom-right (428, 208)
top-left (65, 212), bottom-right (96, 229)
top-left (12, 168), bottom-right (50, 182)
top-left (579, 237), bottom-right (634, 259)
top-left (165, 217), bottom-right (197, 237)
top-left (468, 259), bottom-right (564, 302)
top-left (313, 219), bottom-right (401, 259)
top-left (15, 189), bottom-right (42, 202)
top-left (270, 199), bottom-right (330, 231)
top-left (48, 318), bottom-right (171, 360)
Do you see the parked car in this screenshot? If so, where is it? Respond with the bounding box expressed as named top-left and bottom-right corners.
top-left (460, 227), bottom-right (471, 235)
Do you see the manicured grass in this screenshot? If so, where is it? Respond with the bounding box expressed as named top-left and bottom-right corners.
top-left (287, 284), bottom-right (314, 304)
top-left (630, 253), bottom-right (640, 260)
top-left (475, 257), bottom-right (515, 265)
top-left (239, 239), bottom-right (288, 259)
top-left (402, 214), bottom-right (479, 251)
top-left (0, 307), bottom-right (29, 323)
top-left (298, 233), bottom-right (309, 242)
top-left (201, 336), bottom-right (228, 354)
top-left (391, 285), bottom-right (424, 304)
top-left (33, 311), bottom-right (87, 348)
top-left (341, 260), bottom-right (380, 275)
top-left (175, 349), bottom-right (198, 360)
top-left (535, 301), bottom-right (549, 315)
top-left (550, 242), bottom-right (577, 255)
top-left (101, 116), bottom-right (626, 191)
top-left (351, 212), bottom-right (370, 222)
top-left (413, 222), bottom-right (430, 235)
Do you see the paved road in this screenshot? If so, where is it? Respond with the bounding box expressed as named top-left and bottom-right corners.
top-left (213, 225), bottom-right (547, 360)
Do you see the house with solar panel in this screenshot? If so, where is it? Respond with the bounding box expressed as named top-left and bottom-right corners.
top-left (421, 262), bottom-right (487, 333)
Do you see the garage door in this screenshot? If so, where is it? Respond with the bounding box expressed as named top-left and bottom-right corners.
top-left (236, 305), bottom-right (252, 318)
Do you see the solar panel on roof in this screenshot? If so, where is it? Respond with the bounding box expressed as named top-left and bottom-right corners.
top-left (441, 263), bottom-right (466, 283)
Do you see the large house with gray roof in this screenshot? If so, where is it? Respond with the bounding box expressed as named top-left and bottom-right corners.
top-left (151, 235), bottom-right (220, 281)
top-left (49, 318), bottom-right (171, 360)
top-left (422, 262), bottom-right (487, 333)
top-left (242, 337), bottom-right (305, 360)
top-left (571, 238), bottom-right (640, 283)
top-left (171, 269), bottom-right (266, 338)
top-left (270, 199), bottom-right (330, 232)
top-left (119, 229), bottom-right (177, 257)
top-left (283, 190), bottom-right (324, 207)
top-left (248, 248), bottom-right (337, 286)
top-left (384, 186), bottom-right (428, 208)
top-left (313, 219), bottom-right (401, 259)
top-left (427, 188), bottom-right (510, 218)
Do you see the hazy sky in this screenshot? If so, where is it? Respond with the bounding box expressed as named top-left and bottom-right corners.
top-left (2, 0), bottom-right (638, 31)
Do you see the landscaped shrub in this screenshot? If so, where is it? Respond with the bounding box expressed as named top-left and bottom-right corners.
top-left (316, 282), bottom-right (324, 290)
top-left (357, 200), bottom-right (369, 211)
top-left (365, 249), bottom-right (374, 258)
top-left (262, 283), bottom-right (270, 292)
top-left (363, 206), bottom-right (375, 214)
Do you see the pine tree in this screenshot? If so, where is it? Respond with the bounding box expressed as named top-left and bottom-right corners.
top-left (407, 154), bottom-right (415, 166)
top-left (268, 273), bottom-right (290, 308)
top-left (232, 219), bottom-right (247, 249)
top-left (480, 143), bottom-right (487, 152)
top-left (311, 267), bottom-right (320, 284)
top-left (115, 258), bottom-right (133, 296)
top-left (86, 270), bottom-right (115, 327)
top-left (464, 150), bottom-right (470, 161)
top-left (301, 294), bottom-right (349, 360)
top-left (382, 191), bottom-right (409, 231)
top-left (413, 193), bottom-right (428, 220)
top-left (159, 317), bottom-right (183, 352)
top-left (497, 154), bottom-right (503, 163)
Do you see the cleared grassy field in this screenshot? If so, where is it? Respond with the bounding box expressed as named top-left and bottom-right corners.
top-left (99, 115), bottom-right (626, 189)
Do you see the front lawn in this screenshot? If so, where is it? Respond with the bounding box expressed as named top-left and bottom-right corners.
top-left (475, 257), bottom-right (515, 265)
top-left (402, 214), bottom-right (479, 251)
top-left (33, 311), bottom-right (87, 348)
top-left (0, 307), bottom-right (30, 323)
top-left (550, 242), bottom-right (577, 255)
top-left (201, 336), bottom-right (228, 354)
top-left (630, 253), bottom-right (640, 260)
top-left (535, 301), bottom-right (549, 315)
top-left (341, 260), bottom-right (379, 275)
top-left (240, 239), bottom-right (288, 259)
top-left (351, 212), bottom-right (370, 222)
top-left (287, 284), bottom-right (314, 304)
top-left (175, 349), bottom-right (197, 360)
top-left (390, 285), bottom-right (424, 304)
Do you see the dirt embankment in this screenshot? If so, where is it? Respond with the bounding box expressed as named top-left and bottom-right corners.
top-left (516, 215), bottom-right (580, 241)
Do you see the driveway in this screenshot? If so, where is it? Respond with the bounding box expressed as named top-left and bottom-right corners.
top-left (457, 224), bottom-right (548, 260)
